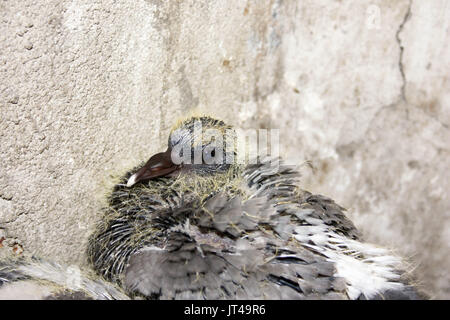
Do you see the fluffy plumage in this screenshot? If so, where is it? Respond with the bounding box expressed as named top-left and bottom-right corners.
top-left (0, 116), bottom-right (424, 299)
top-left (87, 116), bottom-right (424, 300)
top-left (0, 257), bottom-right (129, 300)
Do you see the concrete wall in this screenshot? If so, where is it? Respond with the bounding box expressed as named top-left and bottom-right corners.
top-left (1, 0), bottom-right (448, 298)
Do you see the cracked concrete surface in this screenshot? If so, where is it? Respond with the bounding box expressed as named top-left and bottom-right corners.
top-left (1, 0), bottom-right (449, 298)
top-left (395, 0), bottom-right (412, 103)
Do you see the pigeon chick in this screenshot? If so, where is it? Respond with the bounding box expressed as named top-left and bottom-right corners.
top-left (88, 116), bottom-right (424, 300)
top-left (0, 256), bottom-right (129, 300)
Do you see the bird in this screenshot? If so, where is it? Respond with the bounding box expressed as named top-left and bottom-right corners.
top-left (0, 256), bottom-right (129, 300)
top-left (85, 115), bottom-right (424, 300)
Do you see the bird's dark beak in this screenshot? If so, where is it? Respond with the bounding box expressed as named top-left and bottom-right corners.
top-left (126, 148), bottom-right (180, 187)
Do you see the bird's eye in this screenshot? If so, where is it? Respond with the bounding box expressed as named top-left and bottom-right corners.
top-left (211, 149), bottom-right (215, 157)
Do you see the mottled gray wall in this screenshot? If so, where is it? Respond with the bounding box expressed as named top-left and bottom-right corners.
top-left (0, 0), bottom-right (448, 298)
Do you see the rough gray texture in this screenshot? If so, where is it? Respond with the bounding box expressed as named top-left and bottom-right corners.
top-left (0, 0), bottom-right (448, 298)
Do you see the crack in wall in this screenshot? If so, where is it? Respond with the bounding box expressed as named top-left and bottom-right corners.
top-left (395, 0), bottom-right (412, 103)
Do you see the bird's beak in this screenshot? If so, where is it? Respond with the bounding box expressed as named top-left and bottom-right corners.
top-left (126, 148), bottom-right (180, 187)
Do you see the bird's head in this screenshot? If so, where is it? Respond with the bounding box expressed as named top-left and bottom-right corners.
top-left (126, 116), bottom-right (238, 187)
